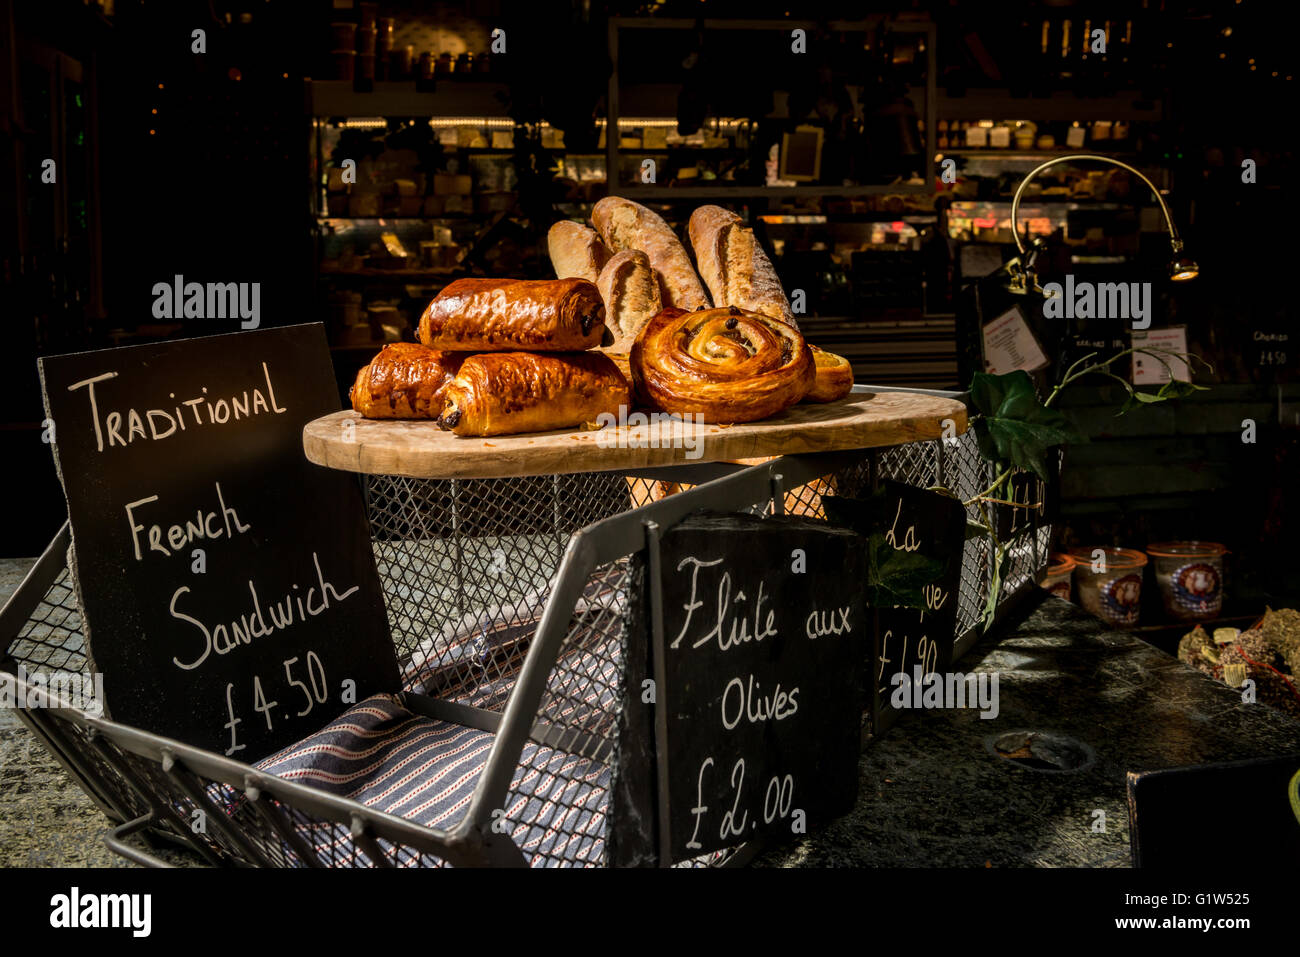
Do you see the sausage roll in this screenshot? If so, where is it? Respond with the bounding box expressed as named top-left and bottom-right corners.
top-left (349, 343), bottom-right (466, 419)
top-left (418, 277), bottom-right (607, 351)
top-left (548, 220), bottom-right (610, 283)
top-left (805, 345), bottom-right (854, 403)
top-left (436, 352), bottom-right (630, 437)
top-left (631, 305), bottom-right (815, 423)
top-left (597, 249), bottom-right (662, 352)
top-left (688, 205), bottom-right (796, 327)
top-left (591, 197), bottom-right (710, 311)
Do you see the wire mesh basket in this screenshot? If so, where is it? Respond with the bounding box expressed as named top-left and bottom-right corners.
top-left (2, 404), bottom-right (1050, 868)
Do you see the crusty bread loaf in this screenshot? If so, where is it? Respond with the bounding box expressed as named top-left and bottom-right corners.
top-left (548, 220), bottom-right (610, 283)
top-left (596, 249), bottom-right (662, 353)
top-left (688, 204), bottom-right (796, 328)
top-left (591, 196), bottom-right (710, 310)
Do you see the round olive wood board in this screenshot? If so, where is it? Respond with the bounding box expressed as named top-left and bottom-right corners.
top-left (302, 390), bottom-right (968, 479)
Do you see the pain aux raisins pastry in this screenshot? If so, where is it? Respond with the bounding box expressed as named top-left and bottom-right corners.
top-left (630, 305), bottom-right (815, 423)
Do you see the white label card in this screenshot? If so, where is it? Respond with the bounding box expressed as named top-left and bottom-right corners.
top-left (1131, 326), bottom-right (1189, 385)
top-left (982, 306), bottom-right (1050, 375)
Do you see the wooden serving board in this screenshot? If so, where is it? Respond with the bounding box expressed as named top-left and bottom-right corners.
top-left (302, 390), bottom-right (968, 479)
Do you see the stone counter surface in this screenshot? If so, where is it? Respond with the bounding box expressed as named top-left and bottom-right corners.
top-left (3, 556), bottom-right (1297, 868)
top-left (0, 559), bottom-right (130, 867)
top-left (758, 594), bottom-right (1300, 867)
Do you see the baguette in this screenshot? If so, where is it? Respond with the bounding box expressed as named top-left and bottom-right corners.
top-left (688, 204), bottom-right (796, 327)
top-left (418, 277), bottom-right (606, 351)
top-left (597, 249), bottom-right (662, 352)
top-left (591, 196), bottom-right (710, 310)
top-left (547, 220), bottom-right (610, 283)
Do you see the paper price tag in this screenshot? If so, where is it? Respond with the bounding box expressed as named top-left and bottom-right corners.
top-left (981, 306), bottom-right (1049, 375)
top-left (1131, 326), bottom-right (1190, 384)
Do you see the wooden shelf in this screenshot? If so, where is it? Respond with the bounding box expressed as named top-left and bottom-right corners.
top-left (306, 80), bottom-right (510, 118)
top-left (608, 184), bottom-right (931, 200)
top-left (940, 149), bottom-right (1139, 160)
top-left (924, 89), bottom-right (1162, 123)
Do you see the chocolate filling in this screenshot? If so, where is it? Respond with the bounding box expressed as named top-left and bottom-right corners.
top-left (438, 407), bottom-right (462, 430)
top-left (725, 317), bottom-right (739, 329)
top-left (728, 306), bottom-right (743, 316)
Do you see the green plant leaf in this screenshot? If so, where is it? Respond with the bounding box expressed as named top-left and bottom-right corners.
top-left (969, 371), bottom-right (1084, 480)
top-left (867, 533), bottom-right (945, 610)
top-left (1118, 377), bottom-right (1209, 414)
top-left (979, 545), bottom-right (1010, 632)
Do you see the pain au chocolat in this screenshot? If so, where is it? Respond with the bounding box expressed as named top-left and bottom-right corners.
top-left (418, 277), bottom-right (607, 352)
top-left (350, 342), bottom-right (466, 419)
top-left (436, 351), bottom-right (629, 437)
top-left (631, 305), bottom-right (814, 423)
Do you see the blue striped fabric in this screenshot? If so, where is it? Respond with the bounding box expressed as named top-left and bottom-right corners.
top-left (217, 693), bottom-right (611, 866)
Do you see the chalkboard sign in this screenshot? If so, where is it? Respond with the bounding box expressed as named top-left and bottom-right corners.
top-left (1128, 754), bottom-right (1300, 867)
top-left (38, 324), bottom-right (398, 760)
top-left (642, 512), bottom-right (867, 864)
top-left (823, 482), bottom-right (967, 732)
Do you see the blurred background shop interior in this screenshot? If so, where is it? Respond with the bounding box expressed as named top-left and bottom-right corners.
top-left (2, 0), bottom-right (1298, 643)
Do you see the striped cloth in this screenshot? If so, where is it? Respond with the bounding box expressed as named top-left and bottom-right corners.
top-left (214, 693), bottom-right (610, 867)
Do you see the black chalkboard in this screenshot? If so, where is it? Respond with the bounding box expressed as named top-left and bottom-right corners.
top-left (823, 482), bottom-right (967, 732)
top-left (646, 511), bottom-right (867, 864)
top-left (1128, 754), bottom-right (1300, 867)
top-left (38, 324), bottom-right (398, 760)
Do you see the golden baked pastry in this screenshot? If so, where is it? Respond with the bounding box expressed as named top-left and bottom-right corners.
top-left (805, 345), bottom-right (854, 403)
top-left (548, 220), bottom-right (610, 283)
top-left (436, 352), bottom-right (629, 437)
top-left (604, 351), bottom-right (632, 389)
top-left (349, 343), bottom-right (466, 419)
top-left (597, 249), bottom-right (663, 353)
top-left (688, 205), bottom-right (796, 327)
top-left (591, 197), bottom-right (710, 311)
top-left (631, 306), bottom-right (815, 423)
top-left (418, 277), bottom-right (607, 351)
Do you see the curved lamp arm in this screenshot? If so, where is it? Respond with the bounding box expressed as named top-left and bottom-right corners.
top-left (1001, 154), bottom-right (1198, 293)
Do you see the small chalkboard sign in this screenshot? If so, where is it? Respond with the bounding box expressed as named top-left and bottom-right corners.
top-left (1128, 754), bottom-right (1300, 867)
top-left (630, 512), bottom-right (866, 864)
top-left (38, 323), bottom-right (398, 760)
top-left (823, 481), bottom-right (967, 732)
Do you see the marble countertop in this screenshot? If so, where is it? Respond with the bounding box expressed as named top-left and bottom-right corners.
top-left (4, 556), bottom-right (1297, 869)
top-left (758, 593), bottom-right (1300, 867)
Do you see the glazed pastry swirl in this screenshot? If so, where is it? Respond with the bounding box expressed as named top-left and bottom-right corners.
top-left (631, 306), bottom-right (815, 423)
